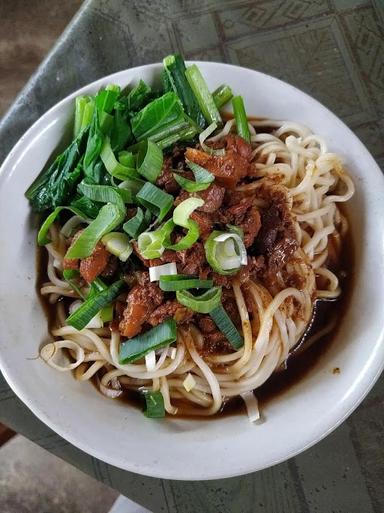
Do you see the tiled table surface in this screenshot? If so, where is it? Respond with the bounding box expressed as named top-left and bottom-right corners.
top-left (0, 1), bottom-right (383, 512)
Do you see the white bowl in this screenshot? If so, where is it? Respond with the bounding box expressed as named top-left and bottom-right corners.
top-left (1, 62), bottom-right (383, 481)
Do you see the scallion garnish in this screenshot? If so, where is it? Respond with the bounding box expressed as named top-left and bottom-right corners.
top-left (173, 159), bottom-right (214, 193)
top-left (66, 200), bottom-right (126, 259)
top-left (142, 390), bottom-right (165, 418)
top-left (37, 206), bottom-right (90, 246)
top-left (118, 151), bottom-right (135, 168)
top-left (204, 231), bottom-right (247, 275)
top-left (137, 219), bottom-right (175, 259)
top-left (185, 64), bottom-right (222, 126)
top-left (136, 140), bottom-right (163, 183)
top-left (78, 181), bottom-right (135, 205)
top-left (66, 279), bottom-right (124, 330)
top-left (119, 319), bottom-right (177, 363)
top-left (149, 262), bottom-right (178, 282)
top-left (159, 275), bottom-right (213, 291)
top-left (164, 197), bottom-right (204, 251)
top-left (176, 287), bottom-right (222, 314)
top-left (136, 182), bottom-right (173, 222)
top-left (210, 305), bottom-right (244, 350)
top-left (123, 207), bottom-right (152, 239)
top-left (102, 232), bottom-right (132, 261)
top-left (232, 95), bottom-right (250, 143)
top-left (100, 137), bottom-right (139, 181)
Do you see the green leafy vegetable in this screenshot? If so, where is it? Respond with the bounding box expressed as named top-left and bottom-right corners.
top-left (185, 64), bottom-right (222, 126)
top-left (212, 84), bottom-right (233, 109)
top-left (125, 80), bottom-right (152, 112)
top-left (70, 194), bottom-right (99, 219)
top-left (25, 129), bottom-right (88, 212)
top-left (232, 95), bottom-right (250, 143)
top-left (131, 92), bottom-right (187, 142)
top-left (163, 54), bottom-right (205, 128)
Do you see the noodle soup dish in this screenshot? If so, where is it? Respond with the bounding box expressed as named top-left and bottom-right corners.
top-left (1, 59), bottom-right (383, 479)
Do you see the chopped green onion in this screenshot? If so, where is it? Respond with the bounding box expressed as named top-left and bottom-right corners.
top-left (102, 232), bottom-right (132, 261)
top-left (100, 137), bottom-right (140, 181)
top-left (185, 64), bottom-right (222, 126)
top-left (100, 304), bottom-right (113, 323)
top-left (118, 151), bottom-right (135, 168)
top-left (136, 182), bottom-right (173, 222)
top-left (212, 84), bottom-right (233, 109)
top-left (226, 224), bottom-right (244, 240)
top-left (204, 230), bottom-right (247, 275)
top-left (66, 280), bottom-right (124, 330)
top-left (123, 207), bottom-right (152, 239)
top-left (137, 219), bottom-right (175, 259)
top-left (198, 122), bottom-right (225, 156)
top-left (142, 390), bottom-right (165, 418)
top-left (232, 96), bottom-right (250, 143)
top-left (119, 319), bottom-right (177, 363)
top-left (173, 173), bottom-right (211, 193)
top-left (65, 198), bottom-right (125, 259)
top-left (136, 140), bottom-right (163, 182)
top-left (176, 287), bottom-right (222, 314)
top-left (164, 196), bottom-right (204, 251)
top-left (173, 159), bottom-right (214, 193)
top-left (210, 305), bottom-right (244, 350)
top-left (63, 269), bottom-right (79, 280)
top-left (78, 181), bottom-right (135, 205)
top-left (149, 262), bottom-right (177, 282)
top-left (159, 275), bottom-right (213, 291)
top-left (63, 269), bottom-right (85, 299)
top-left (37, 206), bottom-right (90, 246)
top-left (186, 160), bottom-right (215, 183)
top-left (163, 54), bottom-right (206, 129)
top-left (118, 177), bottom-right (145, 196)
top-left (165, 220), bottom-right (200, 251)
top-left (173, 197), bottom-right (204, 227)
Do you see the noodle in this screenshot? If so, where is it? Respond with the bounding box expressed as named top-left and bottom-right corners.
top-left (38, 117), bottom-right (354, 419)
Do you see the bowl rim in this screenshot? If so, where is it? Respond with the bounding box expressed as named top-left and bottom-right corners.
top-left (1, 60), bottom-right (384, 480)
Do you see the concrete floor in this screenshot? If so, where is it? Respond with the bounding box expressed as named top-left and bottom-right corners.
top-left (0, 436), bottom-right (118, 513)
top-left (0, 1), bottom-right (119, 512)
